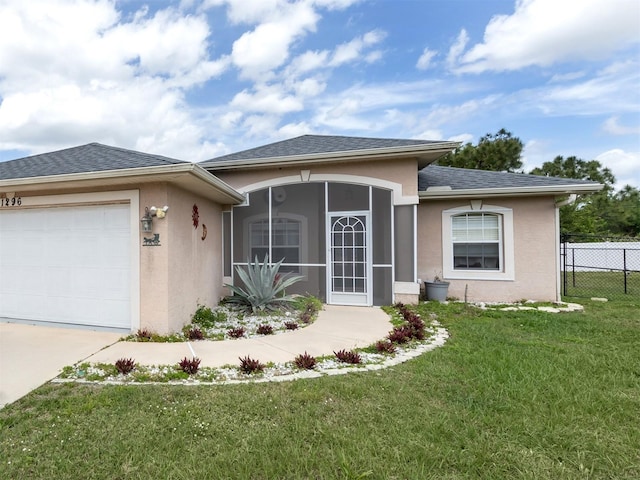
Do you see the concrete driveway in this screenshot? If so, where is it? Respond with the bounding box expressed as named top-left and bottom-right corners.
top-left (0, 322), bottom-right (121, 408)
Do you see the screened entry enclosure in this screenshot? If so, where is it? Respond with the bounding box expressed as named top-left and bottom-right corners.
top-left (225, 182), bottom-right (414, 306)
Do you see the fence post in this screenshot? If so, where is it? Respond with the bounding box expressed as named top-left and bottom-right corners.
top-left (571, 246), bottom-right (576, 288)
top-left (623, 248), bottom-right (628, 294)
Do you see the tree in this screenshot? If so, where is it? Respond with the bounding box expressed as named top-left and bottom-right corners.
top-left (530, 155), bottom-right (639, 236)
top-left (609, 185), bottom-right (640, 236)
top-left (529, 156), bottom-right (616, 193)
top-left (437, 128), bottom-right (524, 172)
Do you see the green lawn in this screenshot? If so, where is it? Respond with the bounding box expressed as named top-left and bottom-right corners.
top-left (562, 270), bottom-right (640, 299)
top-left (1, 299), bottom-right (639, 479)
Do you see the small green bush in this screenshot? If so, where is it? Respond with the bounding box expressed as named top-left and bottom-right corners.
top-left (191, 305), bottom-right (227, 329)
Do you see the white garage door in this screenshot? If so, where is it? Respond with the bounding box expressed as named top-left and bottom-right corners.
top-left (0, 204), bottom-right (131, 329)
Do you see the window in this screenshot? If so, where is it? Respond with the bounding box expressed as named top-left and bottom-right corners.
top-left (249, 217), bottom-right (301, 273)
top-left (452, 213), bottom-right (501, 270)
top-left (442, 204), bottom-right (514, 280)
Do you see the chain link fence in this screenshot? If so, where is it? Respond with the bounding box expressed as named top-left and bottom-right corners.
top-left (560, 234), bottom-right (640, 299)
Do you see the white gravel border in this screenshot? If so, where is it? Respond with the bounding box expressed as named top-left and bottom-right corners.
top-left (52, 322), bottom-right (450, 387)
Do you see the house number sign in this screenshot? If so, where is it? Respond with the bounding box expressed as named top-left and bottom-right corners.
top-left (1, 197), bottom-right (22, 207)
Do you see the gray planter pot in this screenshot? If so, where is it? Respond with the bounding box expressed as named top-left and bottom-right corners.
top-left (424, 281), bottom-right (450, 302)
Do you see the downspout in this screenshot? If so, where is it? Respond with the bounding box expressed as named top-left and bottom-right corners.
top-left (554, 194), bottom-right (577, 301)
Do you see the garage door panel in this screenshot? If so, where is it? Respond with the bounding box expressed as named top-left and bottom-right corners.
top-left (0, 204), bottom-right (132, 329)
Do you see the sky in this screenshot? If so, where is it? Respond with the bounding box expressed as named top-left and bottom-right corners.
top-left (0, 0), bottom-right (638, 190)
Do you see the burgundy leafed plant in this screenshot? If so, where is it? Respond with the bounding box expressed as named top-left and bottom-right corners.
top-left (179, 357), bottom-right (201, 375)
top-left (187, 327), bottom-right (204, 340)
top-left (334, 349), bottom-right (362, 364)
top-left (375, 340), bottom-right (396, 354)
top-left (294, 352), bottom-right (317, 369)
top-left (284, 321), bottom-right (299, 330)
top-left (136, 328), bottom-right (153, 342)
top-left (115, 358), bottom-right (136, 375)
top-left (256, 324), bottom-right (274, 335)
top-left (227, 326), bottom-right (246, 338)
top-left (239, 356), bottom-right (265, 374)
top-left (387, 325), bottom-right (412, 344)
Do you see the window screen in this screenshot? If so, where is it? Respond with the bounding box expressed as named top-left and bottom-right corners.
top-left (452, 213), bottom-right (501, 270)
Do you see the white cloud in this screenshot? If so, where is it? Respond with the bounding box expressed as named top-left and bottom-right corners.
top-left (230, 2), bottom-right (319, 80)
top-left (421, 96), bottom-right (502, 128)
top-left (416, 48), bottom-right (437, 70)
top-left (277, 121), bottom-right (314, 138)
top-left (447, 29), bottom-right (469, 69)
top-left (596, 149), bottom-right (640, 189)
top-left (230, 85), bottom-right (304, 114)
top-left (414, 129), bottom-right (443, 140)
top-left (522, 60), bottom-right (640, 116)
top-left (330, 29), bottom-right (386, 66)
top-left (286, 50), bottom-right (331, 77)
top-left (549, 71), bottom-right (587, 83)
top-left (201, 0), bottom-right (285, 24)
top-left (602, 116), bottom-right (640, 136)
top-left (0, 0), bottom-right (228, 161)
top-left (448, 133), bottom-right (474, 144)
top-left (521, 139), bottom-right (552, 173)
top-left (454, 0), bottom-right (640, 73)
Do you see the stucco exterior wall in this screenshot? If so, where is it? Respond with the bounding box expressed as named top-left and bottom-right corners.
top-left (417, 196), bottom-right (559, 302)
top-left (212, 158), bottom-right (418, 198)
top-left (139, 183), bottom-right (223, 334)
top-left (139, 183), bottom-right (170, 333)
top-left (166, 184), bottom-right (222, 332)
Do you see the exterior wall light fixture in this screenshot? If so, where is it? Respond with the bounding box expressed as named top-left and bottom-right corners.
top-left (141, 207), bottom-right (153, 233)
top-left (150, 205), bottom-right (169, 219)
top-left (141, 205), bottom-right (169, 233)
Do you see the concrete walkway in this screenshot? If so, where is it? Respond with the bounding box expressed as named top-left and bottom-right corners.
top-left (0, 306), bottom-right (393, 407)
top-left (88, 305), bottom-right (393, 367)
top-left (0, 323), bottom-right (121, 408)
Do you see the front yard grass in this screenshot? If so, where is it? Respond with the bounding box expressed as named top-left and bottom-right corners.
top-left (1, 299), bottom-right (638, 479)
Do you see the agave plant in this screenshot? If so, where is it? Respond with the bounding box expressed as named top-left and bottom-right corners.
top-left (224, 255), bottom-right (303, 313)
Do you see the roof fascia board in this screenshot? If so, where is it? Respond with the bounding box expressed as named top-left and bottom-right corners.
top-left (419, 183), bottom-right (603, 200)
top-left (0, 163), bottom-right (245, 204)
top-left (204, 141), bottom-right (460, 170)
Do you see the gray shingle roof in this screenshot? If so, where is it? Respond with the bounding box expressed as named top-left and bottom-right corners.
top-left (0, 143), bottom-right (187, 180)
top-left (202, 134), bottom-right (443, 166)
top-left (419, 165), bottom-right (600, 191)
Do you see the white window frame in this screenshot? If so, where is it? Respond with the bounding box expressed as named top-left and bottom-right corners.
top-left (243, 212), bottom-right (308, 274)
top-left (442, 204), bottom-right (514, 281)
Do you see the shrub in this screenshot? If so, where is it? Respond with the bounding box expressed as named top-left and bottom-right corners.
top-left (115, 358), bottom-right (136, 375)
top-left (406, 314), bottom-right (424, 329)
top-left (191, 305), bottom-right (227, 329)
top-left (388, 326), bottom-right (412, 344)
top-left (334, 349), bottom-right (362, 364)
top-left (294, 352), bottom-right (317, 369)
top-left (299, 311), bottom-right (313, 324)
top-left (239, 356), bottom-right (265, 374)
top-left (284, 321), bottom-right (299, 330)
top-left (224, 255), bottom-right (303, 313)
top-left (136, 328), bottom-right (153, 342)
top-left (186, 327), bottom-right (204, 340)
top-left (178, 357), bottom-right (201, 375)
top-left (227, 326), bottom-right (246, 339)
top-left (406, 315), bottom-right (426, 340)
top-left (256, 324), bottom-right (274, 335)
top-left (375, 340), bottom-right (396, 354)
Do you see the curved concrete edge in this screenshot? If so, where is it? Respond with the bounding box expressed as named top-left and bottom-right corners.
top-left (52, 325), bottom-right (450, 386)
top-left (86, 305), bottom-right (394, 368)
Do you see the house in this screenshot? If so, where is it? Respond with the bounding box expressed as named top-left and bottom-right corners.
top-left (0, 135), bottom-right (601, 333)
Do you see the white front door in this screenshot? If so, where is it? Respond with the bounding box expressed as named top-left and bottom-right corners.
top-left (327, 213), bottom-right (372, 306)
